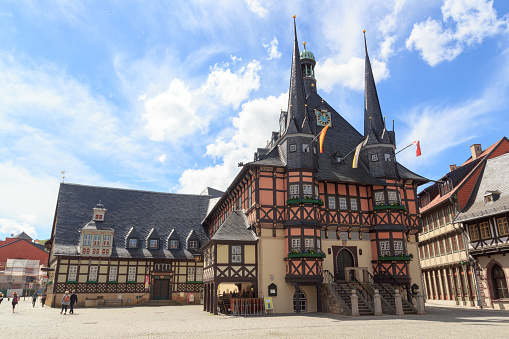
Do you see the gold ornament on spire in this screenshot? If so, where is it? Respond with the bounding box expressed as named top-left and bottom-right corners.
top-left (363, 29), bottom-right (366, 33)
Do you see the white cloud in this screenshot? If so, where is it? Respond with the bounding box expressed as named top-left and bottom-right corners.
top-left (316, 56), bottom-right (389, 92)
top-left (142, 79), bottom-right (205, 142)
top-left (178, 92), bottom-right (288, 193)
top-left (158, 153), bottom-right (168, 164)
top-left (245, 0), bottom-right (268, 18)
top-left (264, 37), bottom-right (282, 60)
top-left (378, 0), bottom-right (407, 60)
top-left (142, 60), bottom-right (261, 142)
top-left (202, 60), bottom-right (261, 108)
top-left (0, 218), bottom-right (38, 239)
top-left (406, 0), bottom-right (509, 66)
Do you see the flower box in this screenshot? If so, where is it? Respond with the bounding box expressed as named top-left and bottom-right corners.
top-left (286, 198), bottom-right (324, 206)
top-left (377, 256), bottom-right (412, 261)
top-left (287, 252), bottom-right (326, 258)
top-left (373, 204), bottom-right (406, 211)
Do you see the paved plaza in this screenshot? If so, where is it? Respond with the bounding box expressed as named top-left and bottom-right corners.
top-left (1, 299), bottom-right (508, 338)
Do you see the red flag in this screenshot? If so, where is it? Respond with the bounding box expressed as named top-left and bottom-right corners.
top-left (414, 141), bottom-right (421, 157)
top-left (319, 124), bottom-right (330, 153)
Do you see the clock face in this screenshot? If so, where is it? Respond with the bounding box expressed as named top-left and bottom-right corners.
top-left (316, 111), bottom-right (331, 126)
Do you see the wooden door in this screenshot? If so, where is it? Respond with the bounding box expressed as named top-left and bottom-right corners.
top-left (335, 249), bottom-right (354, 281)
top-left (153, 279), bottom-right (171, 300)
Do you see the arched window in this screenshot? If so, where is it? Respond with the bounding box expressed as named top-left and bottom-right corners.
top-left (491, 265), bottom-right (509, 300)
top-left (293, 289), bottom-right (306, 312)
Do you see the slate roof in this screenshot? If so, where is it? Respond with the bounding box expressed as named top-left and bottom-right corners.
top-left (455, 153), bottom-right (509, 223)
top-left (52, 183), bottom-right (215, 259)
top-left (14, 232), bottom-right (32, 240)
top-left (210, 211), bottom-right (257, 242)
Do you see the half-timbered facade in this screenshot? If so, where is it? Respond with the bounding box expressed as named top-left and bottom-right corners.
top-left (454, 151), bottom-right (509, 310)
top-left (418, 138), bottom-right (509, 309)
top-left (45, 183), bottom-right (221, 307)
top-left (201, 19), bottom-right (428, 314)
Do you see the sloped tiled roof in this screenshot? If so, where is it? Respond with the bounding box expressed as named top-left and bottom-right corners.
top-left (455, 153), bottom-right (509, 222)
top-left (211, 211), bottom-right (257, 242)
top-left (14, 232), bottom-right (32, 240)
top-left (52, 183), bottom-right (215, 259)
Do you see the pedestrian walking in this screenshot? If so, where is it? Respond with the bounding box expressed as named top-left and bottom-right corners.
top-left (11, 292), bottom-right (19, 313)
top-left (32, 292), bottom-right (38, 307)
top-left (41, 292), bottom-right (47, 307)
top-left (60, 291), bottom-right (70, 315)
top-left (0, 292), bottom-right (3, 305)
top-left (70, 290), bottom-right (78, 314)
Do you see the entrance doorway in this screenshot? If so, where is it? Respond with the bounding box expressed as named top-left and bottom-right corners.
top-left (335, 249), bottom-right (354, 281)
top-left (153, 279), bottom-right (171, 300)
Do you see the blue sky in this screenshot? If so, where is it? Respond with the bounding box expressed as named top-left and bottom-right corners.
top-left (1, 0), bottom-right (508, 241)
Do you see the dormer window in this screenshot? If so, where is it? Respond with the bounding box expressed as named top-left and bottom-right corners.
top-left (92, 203), bottom-right (106, 221)
top-left (128, 238), bottom-right (138, 248)
top-left (93, 235), bottom-right (101, 246)
top-left (149, 239), bottom-right (159, 249)
top-left (170, 240), bottom-right (179, 249)
top-left (485, 195), bottom-right (493, 203)
top-left (189, 240), bottom-right (198, 249)
top-left (484, 191), bottom-right (499, 204)
top-left (439, 178), bottom-right (453, 196)
top-left (103, 235), bottom-right (111, 247)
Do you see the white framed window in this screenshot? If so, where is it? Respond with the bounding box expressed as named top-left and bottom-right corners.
top-left (128, 238), bottom-right (138, 248)
top-left (290, 185), bottom-right (299, 196)
top-left (328, 197), bottom-right (336, 209)
top-left (290, 144), bottom-right (297, 152)
top-left (187, 267), bottom-right (195, 282)
top-left (196, 267), bottom-right (203, 282)
top-left (149, 239), bottom-right (159, 249)
top-left (169, 240), bottom-right (179, 249)
top-left (291, 238), bottom-right (301, 250)
top-left (388, 191), bottom-right (399, 204)
top-left (93, 235), bottom-right (101, 246)
top-left (315, 186), bottom-right (319, 197)
top-left (302, 144), bottom-right (309, 152)
top-left (189, 240), bottom-right (198, 249)
top-left (350, 198), bottom-right (358, 210)
top-left (394, 240), bottom-right (404, 255)
top-left (103, 235), bottom-right (111, 247)
top-left (303, 184), bottom-right (312, 196)
top-left (371, 154), bottom-right (378, 162)
top-left (68, 265), bottom-right (78, 282)
top-left (374, 191), bottom-right (385, 206)
top-left (293, 289), bottom-right (307, 312)
top-left (231, 245), bottom-right (242, 263)
top-left (83, 234), bottom-right (91, 246)
top-left (385, 154), bottom-right (392, 162)
top-left (108, 266), bottom-right (118, 282)
top-left (339, 197), bottom-right (347, 210)
top-left (127, 266), bottom-right (136, 282)
top-left (304, 238), bottom-right (314, 249)
top-left (89, 266), bottom-right (98, 282)
top-left (380, 241), bottom-right (390, 256)
top-left (317, 238), bottom-right (321, 250)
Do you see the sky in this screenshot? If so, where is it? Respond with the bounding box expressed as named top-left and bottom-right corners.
top-left (1, 0), bottom-right (508, 241)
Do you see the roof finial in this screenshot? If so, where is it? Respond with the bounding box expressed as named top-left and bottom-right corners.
top-left (293, 15), bottom-right (296, 19)
top-left (363, 29), bottom-right (368, 56)
top-left (303, 41), bottom-right (306, 50)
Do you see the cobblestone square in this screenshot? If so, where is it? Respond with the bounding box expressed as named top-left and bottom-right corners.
top-left (1, 300), bottom-right (508, 338)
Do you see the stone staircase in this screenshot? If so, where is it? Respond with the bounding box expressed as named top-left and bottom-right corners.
top-left (381, 283), bottom-right (417, 315)
top-left (338, 282), bottom-right (374, 316)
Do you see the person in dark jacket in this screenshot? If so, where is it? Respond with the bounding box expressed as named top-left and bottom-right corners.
top-left (0, 292), bottom-right (3, 305)
top-left (11, 292), bottom-right (19, 313)
top-left (70, 290), bottom-right (78, 314)
top-left (41, 292), bottom-right (47, 307)
top-left (32, 292), bottom-right (38, 307)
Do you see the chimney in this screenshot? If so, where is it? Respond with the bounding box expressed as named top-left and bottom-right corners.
top-left (470, 144), bottom-right (482, 160)
top-left (449, 164), bottom-right (457, 172)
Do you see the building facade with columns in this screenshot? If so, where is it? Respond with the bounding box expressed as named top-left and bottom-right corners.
top-left (418, 138), bottom-right (509, 309)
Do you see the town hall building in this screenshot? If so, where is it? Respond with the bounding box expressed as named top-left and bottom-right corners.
top-left (46, 18), bottom-right (428, 315)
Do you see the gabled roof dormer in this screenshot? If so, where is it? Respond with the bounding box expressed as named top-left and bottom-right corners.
top-left (92, 202), bottom-right (107, 221)
top-left (125, 227), bottom-right (140, 249)
top-left (146, 228), bottom-right (161, 250)
top-left (484, 190), bottom-right (500, 204)
top-left (166, 229), bottom-right (180, 250)
top-left (186, 230), bottom-right (200, 251)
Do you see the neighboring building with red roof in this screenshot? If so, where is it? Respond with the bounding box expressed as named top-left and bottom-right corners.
top-left (0, 232), bottom-right (49, 292)
top-left (418, 137), bottom-right (509, 309)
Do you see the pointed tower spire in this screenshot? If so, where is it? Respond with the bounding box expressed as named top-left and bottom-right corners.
top-left (286, 15), bottom-right (309, 134)
top-left (363, 30), bottom-right (389, 144)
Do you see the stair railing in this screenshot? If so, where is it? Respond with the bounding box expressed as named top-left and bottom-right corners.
top-left (323, 270), bottom-right (351, 299)
top-left (366, 271), bottom-right (396, 300)
top-left (350, 275), bottom-right (375, 314)
top-left (377, 272), bottom-right (418, 311)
